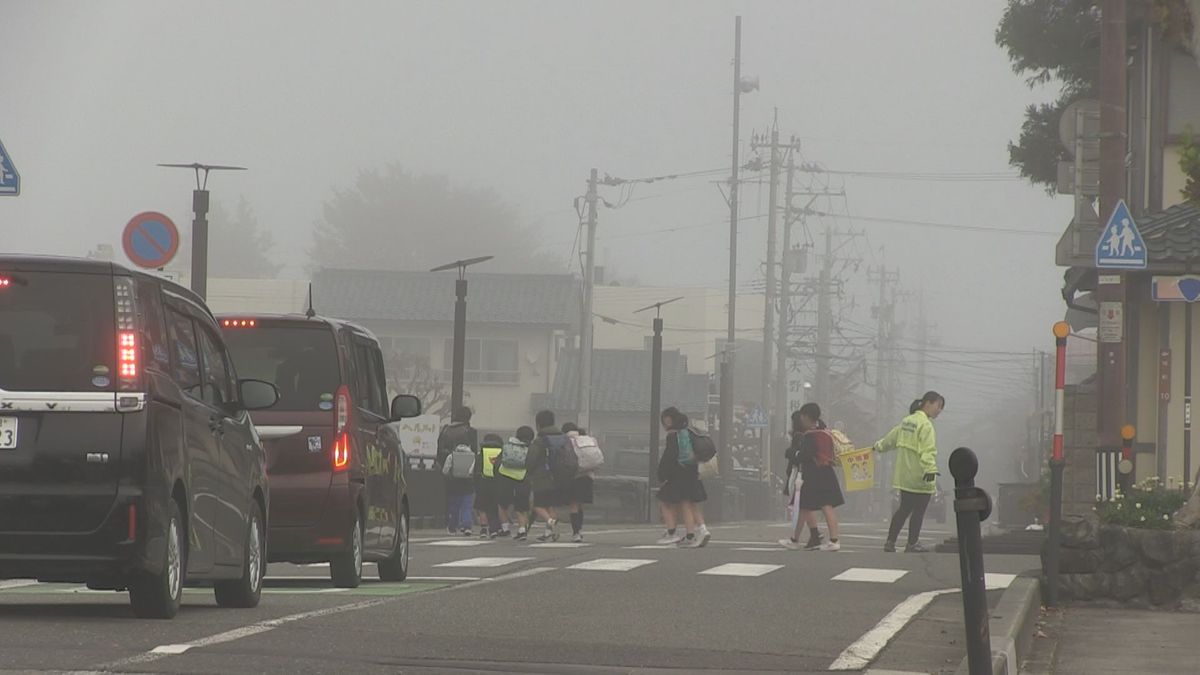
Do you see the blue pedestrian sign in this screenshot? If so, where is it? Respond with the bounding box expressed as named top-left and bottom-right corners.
top-left (744, 407), bottom-right (769, 429)
top-left (1095, 200), bottom-right (1146, 270)
top-left (0, 137), bottom-right (19, 196)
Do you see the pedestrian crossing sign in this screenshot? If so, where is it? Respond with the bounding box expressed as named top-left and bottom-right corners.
top-left (0, 137), bottom-right (19, 196)
top-left (1095, 200), bottom-right (1146, 269)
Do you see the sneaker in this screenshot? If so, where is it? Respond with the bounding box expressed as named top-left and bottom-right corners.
top-left (778, 538), bottom-right (800, 551)
top-left (447, 527), bottom-right (457, 536)
top-left (656, 532), bottom-right (684, 545)
top-left (905, 542), bottom-right (930, 553)
top-left (515, 528), bottom-right (528, 541)
top-left (489, 530), bottom-right (498, 540)
top-left (678, 534), bottom-right (700, 548)
top-left (460, 528), bottom-right (472, 536)
top-left (535, 530), bottom-right (553, 542)
top-left (498, 529), bottom-right (512, 538)
top-left (479, 530), bottom-right (489, 539)
top-left (883, 540), bottom-right (897, 553)
top-left (572, 533), bottom-right (584, 544)
top-left (820, 540), bottom-right (841, 552)
top-left (696, 529), bottom-right (711, 548)
top-left (804, 532), bottom-right (823, 551)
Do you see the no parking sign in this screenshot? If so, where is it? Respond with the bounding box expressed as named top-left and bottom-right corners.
top-left (122, 212), bottom-right (180, 269)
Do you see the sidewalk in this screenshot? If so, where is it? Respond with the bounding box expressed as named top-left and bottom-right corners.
top-left (1023, 605), bottom-right (1200, 674)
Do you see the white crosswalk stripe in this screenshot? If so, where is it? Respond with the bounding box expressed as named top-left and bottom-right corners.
top-left (434, 557), bottom-right (533, 568)
top-left (568, 558), bottom-right (657, 572)
top-left (832, 568), bottom-right (908, 584)
top-left (698, 563), bottom-right (783, 577)
top-left (425, 540), bottom-right (493, 547)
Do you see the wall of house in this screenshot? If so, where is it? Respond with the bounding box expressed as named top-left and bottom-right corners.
top-left (352, 319), bottom-right (562, 435)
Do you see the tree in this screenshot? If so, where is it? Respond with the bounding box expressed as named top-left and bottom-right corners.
top-left (207, 197), bottom-right (282, 279)
top-left (309, 164), bottom-right (561, 273)
top-left (995, 0), bottom-right (1100, 192)
top-left (383, 349), bottom-right (450, 422)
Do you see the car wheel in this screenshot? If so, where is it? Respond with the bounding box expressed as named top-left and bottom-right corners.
top-left (378, 505), bottom-right (409, 582)
top-left (214, 504), bottom-right (265, 608)
top-left (330, 511), bottom-right (363, 588)
top-left (129, 500), bottom-right (185, 619)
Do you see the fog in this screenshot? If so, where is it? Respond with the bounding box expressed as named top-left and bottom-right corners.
top-left (0, 1), bottom-right (1070, 467)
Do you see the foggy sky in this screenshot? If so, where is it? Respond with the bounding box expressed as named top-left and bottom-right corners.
top-left (1, 1), bottom-right (1070, 433)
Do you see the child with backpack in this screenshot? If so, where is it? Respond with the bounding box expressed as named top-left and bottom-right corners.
top-left (526, 410), bottom-right (572, 542)
top-left (561, 422), bottom-right (601, 543)
top-left (499, 426), bottom-right (535, 540)
top-left (656, 407), bottom-right (711, 548)
top-left (436, 406), bottom-right (478, 535)
top-left (475, 434), bottom-right (509, 539)
top-left (778, 403), bottom-right (844, 551)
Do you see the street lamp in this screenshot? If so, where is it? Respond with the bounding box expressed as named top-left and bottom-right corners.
top-left (158, 162), bottom-right (246, 300)
top-left (635, 296), bottom-right (684, 523)
top-left (431, 256), bottom-right (494, 415)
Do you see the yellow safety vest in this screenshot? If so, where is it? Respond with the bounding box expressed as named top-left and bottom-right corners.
top-left (481, 445), bottom-right (502, 478)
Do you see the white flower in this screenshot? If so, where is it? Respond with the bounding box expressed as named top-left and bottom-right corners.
top-left (1136, 503), bottom-right (1143, 509)
top-left (1096, 494), bottom-right (1103, 501)
top-left (1164, 514), bottom-right (1170, 521)
top-left (1140, 516), bottom-right (1147, 522)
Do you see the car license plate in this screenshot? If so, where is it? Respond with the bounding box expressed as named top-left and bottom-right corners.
top-left (0, 417), bottom-right (16, 450)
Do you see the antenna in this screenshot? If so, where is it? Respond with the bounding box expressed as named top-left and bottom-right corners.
top-left (305, 283), bottom-right (316, 318)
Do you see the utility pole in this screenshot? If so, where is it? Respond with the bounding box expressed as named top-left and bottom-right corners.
top-left (916, 294), bottom-right (932, 394)
top-left (721, 15), bottom-right (745, 480)
top-left (775, 153), bottom-right (798, 439)
top-left (815, 227), bottom-right (834, 403)
top-left (870, 265), bottom-right (901, 435)
top-left (579, 168), bottom-right (599, 431)
top-left (1097, 0), bottom-right (1128, 449)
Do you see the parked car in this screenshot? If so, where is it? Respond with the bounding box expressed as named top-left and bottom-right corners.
top-left (0, 256), bottom-right (278, 618)
top-left (220, 314), bottom-right (421, 587)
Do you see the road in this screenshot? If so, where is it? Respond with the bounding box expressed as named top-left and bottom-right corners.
top-left (0, 520), bottom-right (1036, 674)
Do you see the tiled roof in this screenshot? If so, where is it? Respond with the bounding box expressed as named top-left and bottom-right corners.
top-left (1141, 203), bottom-right (1200, 265)
top-left (311, 268), bottom-right (578, 326)
top-left (537, 349), bottom-right (710, 416)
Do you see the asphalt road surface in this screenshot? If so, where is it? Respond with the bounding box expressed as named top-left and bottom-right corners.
top-left (0, 520), bottom-right (1037, 674)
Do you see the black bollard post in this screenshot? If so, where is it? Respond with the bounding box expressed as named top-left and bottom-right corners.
top-left (950, 447), bottom-right (993, 675)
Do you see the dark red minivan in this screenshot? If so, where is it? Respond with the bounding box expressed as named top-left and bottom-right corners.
top-left (220, 314), bottom-right (420, 587)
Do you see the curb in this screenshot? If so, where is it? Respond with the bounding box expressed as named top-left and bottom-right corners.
top-left (955, 577), bottom-right (1041, 675)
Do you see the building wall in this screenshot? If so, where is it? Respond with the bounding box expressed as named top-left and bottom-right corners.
top-left (205, 278), bottom-right (312, 315)
top-left (344, 319), bottom-right (563, 436)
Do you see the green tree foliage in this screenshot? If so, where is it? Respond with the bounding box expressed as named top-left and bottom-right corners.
top-left (309, 164), bottom-right (560, 274)
top-left (996, 0), bottom-right (1100, 192)
top-left (207, 197), bottom-right (282, 279)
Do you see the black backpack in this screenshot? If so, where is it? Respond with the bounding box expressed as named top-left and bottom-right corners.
top-left (544, 433), bottom-right (579, 484)
top-left (689, 428), bottom-right (717, 462)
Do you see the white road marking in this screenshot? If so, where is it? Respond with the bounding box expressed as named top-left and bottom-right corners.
top-left (434, 556), bottom-right (533, 568)
top-left (101, 598), bottom-right (391, 669)
top-left (829, 588), bottom-right (956, 670)
top-left (567, 558), bottom-right (657, 572)
top-left (528, 542), bottom-right (591, 548)
top-left (0, 580), bottom-right (38, 590)
top-left (698, 563), bottom-right (783, 577)
top-left (408, 575), bottom-right (482, 581)
top-left (424, 539), bottom-right (493, 547)
top-left (624, 544), bottom-right (676, 549)
top-left (734, 547), bottom-right (788, 552)
top-left (986, 572), bottom-right (1017, 590)
top-left (429, 566), bottom-right (556, 592)
top-left (262, 588), bottom-right (348, 594)
top-left (832, 568), bottom-right (909, 584)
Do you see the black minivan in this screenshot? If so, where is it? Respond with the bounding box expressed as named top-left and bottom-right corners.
top-left (0, 256), bottom-right (277, 619)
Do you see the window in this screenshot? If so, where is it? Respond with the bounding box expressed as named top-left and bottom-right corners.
top-left (442, 338), bottom-right (519, 384)
top-left (380, 336), bottom-right (431, 379)
top-left (221, 323), bottom-right (339, 412)
top-left (198, 327), bottom-right (234, 409)
top-left (135, 277), bottom-right (169, 371)
top-left (166, 308), bottom-right (202, 400)
top-left (352, 339), bottom-right (386, 418)
top-left (0, 271), bottom-right (115, 392)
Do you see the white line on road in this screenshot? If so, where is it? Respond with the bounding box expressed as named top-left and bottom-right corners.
top-left (423, 539), bottom-right (494, 547)
top-left (832, 568), bottom-right (909, 584)
top-left (624, 544), bottom-right (676, 550)
top-left (434, 556), bottom-right (534, 568)
top-left (829, 588), bottom-right (956, 671)
top-left (408, 575), bottom-right (482, 581)
top-left (567, 558), bottom-right (657, 572)
top-left (0, 580), bottom-right (38, 590)
top-left (528, 542), bottom-right (591, 548)
top-left (101, 598), bottom-right (391, 669)
top-left (698, 563), bottom-right (783, 577)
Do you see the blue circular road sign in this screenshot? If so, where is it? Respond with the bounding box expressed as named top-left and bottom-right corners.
top-left (122, 211), bottom-right (180, 269)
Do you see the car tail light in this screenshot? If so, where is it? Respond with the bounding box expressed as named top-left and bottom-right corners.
top-left (335, 385), bottom-right (351, 434)
top-left (220, 319), bottom-right (258, 328)
top-left (332, 433), bottom-right (350, 472)
top-left (114, 277), bottom-right (140, 390)
top-left (0, 276), bottom-right (10, 288)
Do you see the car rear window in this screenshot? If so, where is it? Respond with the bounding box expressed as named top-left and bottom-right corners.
top-left (0, 271), bottom-right (115, 392)
top-left (221, 322), bottom-right (340, 411)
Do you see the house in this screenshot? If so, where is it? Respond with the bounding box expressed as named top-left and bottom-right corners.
top-left (534, 348), bottom-right (710, 451)
top-left (310, 268), bottom-right (578, 436)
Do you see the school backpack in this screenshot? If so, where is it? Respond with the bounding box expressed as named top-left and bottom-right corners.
top-left (676, 429), bottom-right (696, 467)
top-left (828, 429), bottom-right (855, 456)
top-left (570, 434), bottom-right (604, 473)
top-left (544, 433), bottom-right (579, 484)
top-left (688, 428), bottom-right (717, 462)
top-left (809, 429), bottom-right (851, 467)
top-left (442, 444), bottom-right (476, 479)
top-left (500, 439), bottom-right (529, 471)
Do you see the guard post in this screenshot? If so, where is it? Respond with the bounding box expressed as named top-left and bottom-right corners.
top-left (950, 446), bottom-right (992, 675)
top-left (1046, 321), bottom-right (1070, 607)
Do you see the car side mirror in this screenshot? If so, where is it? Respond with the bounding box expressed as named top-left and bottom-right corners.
top-left (390, 394), bottom-right (422, 421)
top-left (239, 379), bottom-right (279, 411)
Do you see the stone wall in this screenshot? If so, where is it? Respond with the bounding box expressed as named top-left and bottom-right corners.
top-left (1061, 381), bottom-right (1099, 518)
top-left (1049, 515), bottom-right (1200, 608)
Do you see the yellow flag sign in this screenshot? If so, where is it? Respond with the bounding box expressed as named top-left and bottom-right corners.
top-left (838, 448), bottom-right (874, 492)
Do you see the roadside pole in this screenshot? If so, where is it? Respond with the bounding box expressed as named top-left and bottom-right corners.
top-left (1047, 321), bottom-right (1070, 607)
top-left (950, 447), bottom-right (993, 674)
top-left (637, 297), bottom-right (683, 523)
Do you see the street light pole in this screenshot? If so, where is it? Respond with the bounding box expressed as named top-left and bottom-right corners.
top-left (636, 296), bottom-right (684, 523)
top-left (158, 162), bottom-right (246, 300)
top-left (431, 256), bottom-right (494, 415)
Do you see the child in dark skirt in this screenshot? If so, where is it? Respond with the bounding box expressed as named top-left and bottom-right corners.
top-left (779, 403), bottom-right (843, 551)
